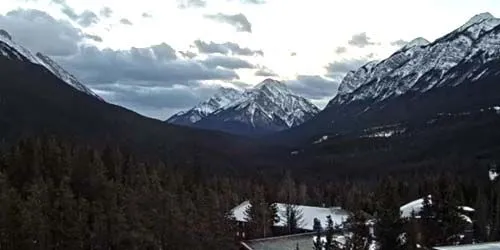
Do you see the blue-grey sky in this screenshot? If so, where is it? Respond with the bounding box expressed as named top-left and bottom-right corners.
top-left (1, 0), bottom-right (499, 119)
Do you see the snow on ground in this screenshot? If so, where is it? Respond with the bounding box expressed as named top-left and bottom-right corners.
top-left (313, 135), bottom-right (329, 144)
top-left (400, 196), bottom-right (474, 223)
top-left (231, 201), bottom-right (349, 231)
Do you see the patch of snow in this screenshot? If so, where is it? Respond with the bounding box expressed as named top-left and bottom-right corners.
top-left (231, 201), bottom-right (349, 231)
top-left (489, 169), bottom-right (499, 181)
top-left (471, 68), bottom-right (489, 81)
top-left (401, 37), bottom-right (430, 51)
top-left (313, 135), bottom-right (329, 144)
top-left (401, 196), bottom-right (475, 224)
top-left (458, 206), bottom-right (475, 212)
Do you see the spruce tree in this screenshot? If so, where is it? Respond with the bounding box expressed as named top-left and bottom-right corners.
top-left (282, 204), bottom-right (304, 234)
top-left (313, 218), bottom-right (324, 250)
top-left (344, 211), bottom-right (371, 250)
top-left (374, 177), bottom-right (405, 250)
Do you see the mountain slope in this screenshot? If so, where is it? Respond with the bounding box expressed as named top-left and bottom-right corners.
top-left (0, 29), bottom-right (102, 100)
top-left (329, 12), bottom-right (500, 106)
top-left (191, 79), bottom-right (320, 136)
top-left (167, 87), bottom-right (243, 126)
top-left (0, 32), bottom-right (284, 175)
top-left (278, 12), bottom-right (500, 145)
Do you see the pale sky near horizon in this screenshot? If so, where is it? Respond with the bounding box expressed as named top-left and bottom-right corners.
top-left (1, 0), bottom-right (499, 119)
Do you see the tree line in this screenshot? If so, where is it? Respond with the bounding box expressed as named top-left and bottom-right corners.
top-left (0, 137), bottom-right (499, 249)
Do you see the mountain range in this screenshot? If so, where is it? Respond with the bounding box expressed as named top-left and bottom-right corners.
top-left (279, 12), bottom-right (500, 145)
top-left (1, 12), bottom-right (500, 177)
top-left (167, 79), bottom-right (319, 136)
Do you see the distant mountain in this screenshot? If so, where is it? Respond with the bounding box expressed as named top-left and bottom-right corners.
top-left (167, 87), bottom-right (243, 126)
top-left (0, 29), bottom-right (102, 100)
top-left (0, 28), bottom-right (277, 173)
top-left (329, 12), bottom-right (500, 107)
top-left (167, 79), bottom-right (319, 136)
top-left (279, 12), bottom-right (500, 145)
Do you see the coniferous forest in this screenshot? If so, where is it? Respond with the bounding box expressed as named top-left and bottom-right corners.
top-left (0, 137), bottom-right (499, 250)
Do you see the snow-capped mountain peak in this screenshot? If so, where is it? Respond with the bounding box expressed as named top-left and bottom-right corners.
top-left (167, 79), bottom-right (319, 135)
top-left (166, 87), bottom-right (243, 124)
top-left (401, 37), bottom-right (430, 51)
top-left (255, 78), bottom-right (285, 89)
top-left (458, 12), bottom-right (496, 32)
top-left (327, 12), bottom-right (500, 107)
top-left (337, 60), bottom-right (379, 96)
top-left (0, 29), bottom-right (102, 100)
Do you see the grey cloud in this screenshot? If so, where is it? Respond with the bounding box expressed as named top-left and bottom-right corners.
top-left (194, 40), bottom-right (263, 56)
top-left (287, 75), bottom-right (339, 100)
top-left (335, 46), bottom-right (347, 54)
top-left (390, 39), bottom-right (408, 47)
top-left (325, 58), bottom-right (369, 75)
top-left (56, 0), bottom-right (99, 27)
top-left (200, 55), bottom-right (255, 69)
top-left (179, 50), bottom-right (197, 59)
top-left (84, 33), bottom-right (103, 42)
top-left (178, 0), bottom-right (206, 8)
top-left (142, 12), bottom-right (152, 18)
top-left (255, 66), bottom-right (277, 77)
top-left (61, 6), bottom-right (78, 20)
top-left (95, 84), bottom-right (202, 109)
top-left (78, 11), bottom-right (99, 27)
top-left (348, 32), bottom-right (374, 48)
top-left (231, 81), bottom-right (252, 89)
top-left (0, 9), bottom-right (83, 56)
top-left (205, 13), bottom-right (252, 33)
top-left (57, 45), bottom-right (239, 85)
top-left (99, 7), bottom-right (113, 18)
top-left (150, 43), bottom-right (177, 60)
top-left (94, 83), bottom-right (221, 119)
top-left (120, 18), bottom-right (133, 25)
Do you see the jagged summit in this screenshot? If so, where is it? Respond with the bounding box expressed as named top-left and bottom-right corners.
top-left (254, 78), bottom-right (285, 89)
top-left (336, 60), bottom-right (379, 96)
top-left (401, 37), bottom-right (430, 51)
top-left (167, 78), bottom-right (319, 135)
top-left (0, 29), bottom-right (101, 100)
top-left (327, 12), bottom-right (500, 107)
top-left (458, 12), bottom-right (496, 32)
top-left (166, 87), bottom-right (243, 125)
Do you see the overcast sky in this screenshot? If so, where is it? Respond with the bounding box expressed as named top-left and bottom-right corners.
top-left (1, 0), bottom-right (499, 119)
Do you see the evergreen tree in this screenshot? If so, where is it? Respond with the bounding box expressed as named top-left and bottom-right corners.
top-left (313, 218), bottom-right (324, 250)
top-left (344, 211), bottom-right (371, 250)
top-left (282, 204), bottom-right (304, 234)
top-left (244, 186), bottom-right (279, 239)
top-left (374, 177), bottom-right (405, 250)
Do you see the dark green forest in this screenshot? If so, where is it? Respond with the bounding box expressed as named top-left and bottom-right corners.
top-left (0, 137), bottom-right (499, 250)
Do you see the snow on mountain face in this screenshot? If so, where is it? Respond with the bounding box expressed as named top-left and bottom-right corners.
top-left (35, 53), bottom-right (103, 100)
top-left (222, 78), bottom-right (319, 129)
top-left (168, 78), bottom-right (319, 134)
top-left (337, 60), bottom-right (379, 96)
top-left (167, 87), bottom-right (243, 124)
top-left (328, 13), bottom-right (500, 107)
top-left (0, 29), bottom-right (102, 100)
top-left (401, 37), bottom-right (430, 51)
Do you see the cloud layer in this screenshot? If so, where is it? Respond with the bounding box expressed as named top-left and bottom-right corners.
top-left (194, 40), bottom-right (263, 56)
top-left (205, 13), bottom-right (252, 32)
